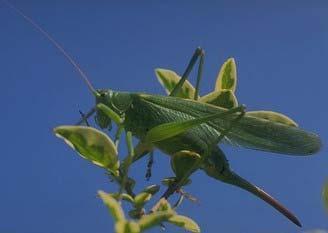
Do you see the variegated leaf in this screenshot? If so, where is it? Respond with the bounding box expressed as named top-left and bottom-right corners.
top-left (215, 58), bottom-right (237, 92)
top-left (168, 215), bottom-right (200, 233)
top-left (138, 210), bottom-right (175, 231)
top-left (200, 90), bottom-right (238, 109)
top-left (134, 192), bottom-right (152, 209)
top-left (54, 126), bottom-right (119, 174)
top-left (155, 68), bottom-right (198, 99)
top-left (246, 111), bottom-right (298, 127)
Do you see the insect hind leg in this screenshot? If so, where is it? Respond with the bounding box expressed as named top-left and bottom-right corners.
top-left (194, 49), bottom-right (204, 100)
top-left (170, 47), bottom-right (205, 98)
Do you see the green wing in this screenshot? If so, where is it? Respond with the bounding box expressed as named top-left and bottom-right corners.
top-left (138, 94), bottom-right (321, 155)
top-left (221, 113), bottom-right (320, 155)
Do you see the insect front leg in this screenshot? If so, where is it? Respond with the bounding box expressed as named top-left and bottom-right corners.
top-left (114, 125), bottom-right (124, 148)
top-left (96, 103), bottom-right (125, 148)
top-left (97, 103), bottom-right (155, 163)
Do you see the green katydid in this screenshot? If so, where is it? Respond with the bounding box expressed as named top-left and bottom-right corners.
top-left (89, 49), bottom-right (320, 228)
top-left (8, 2), bottom-right (322, 228)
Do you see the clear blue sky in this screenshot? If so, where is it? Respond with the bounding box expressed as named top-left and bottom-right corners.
top-left (0, 1), bottom-right (327, 233)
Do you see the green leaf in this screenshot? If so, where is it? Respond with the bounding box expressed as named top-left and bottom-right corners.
top-left (98, 190), bottom-right (125, 222)
top-left (322, 181), bottom-right (328, 213)
top-left (168, 215), bottom-right (200, 233)
top-left (134, 192), bottom-right (152, 209)
top-left (215, 58), bottom-right (237, 92)
top-left (152, 198), bottom-right (172, 212)
top-left (54, 126), bottom-right (119, 174)
top-left (142, 185), bottom-right (160, 195)
top-left (200, 90), bottom-right (238, 109)
top-left (171, 150), bottom-right (201, 179)
top-left (138, 210), bottom-right (175, 231)
top-left (155, 68), bottom-right (198, 99)
top-left (246, 111), bottom-right (298, 127)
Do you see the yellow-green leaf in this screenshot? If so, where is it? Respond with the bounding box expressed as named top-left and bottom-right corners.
top-left (171, 151), bottom-right (201, 179)
top-left (110, 193), bottom-right (135, 204)
top-left (168, 215), bottom-right (200, 233)
top-left (155, 68), bottom-right (198, 99)
top-left (142, 185), bottom-right (160, 195)
top-left (54, 126), bottom-right (119, 174)
top-left (322, 180), bottom-right (328, 213)
top-left (215, 58), bottom-right (237, 92)
top-left (152, 198), bottom-right (172, 212)
top-left (98, 190), bottom-right (125, 222)
top-left (246, 111), bottom-right (298, 127)
top-left (134, 192), bottom-right (152, 209)
top-left (200, 90), bottom-right (238, 109)
top-left (138, 210), bottom-right (175, 231)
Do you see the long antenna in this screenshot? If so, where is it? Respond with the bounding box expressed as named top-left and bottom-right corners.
top-left (3, 0), bottom-right (97, 95)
